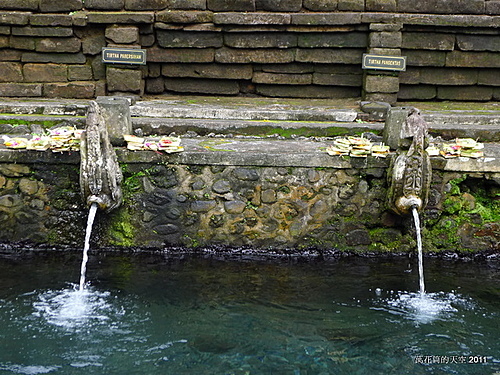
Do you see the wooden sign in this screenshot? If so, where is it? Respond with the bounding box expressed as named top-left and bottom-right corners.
top-left (362, 54), bottom-right (406, 71)
top-left (102, 48), bottom-right (146, 65)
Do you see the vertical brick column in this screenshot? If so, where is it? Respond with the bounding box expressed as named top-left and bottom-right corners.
top-left (363, 23), bottom-right (402, 104)
top-left (104, 25), bottom-right (145, 97)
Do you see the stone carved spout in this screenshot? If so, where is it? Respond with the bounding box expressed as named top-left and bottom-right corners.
top-left (80, 101), bottom-right (123, 212)
top-left (386, 107), bottom-right (432, 216)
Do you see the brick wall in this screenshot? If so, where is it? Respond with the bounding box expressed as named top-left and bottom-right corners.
top-left (0, 0), bottom-right (499, 101)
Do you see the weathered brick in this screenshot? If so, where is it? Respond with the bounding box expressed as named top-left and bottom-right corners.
top-left (313, 73), bottom-right (362, 86)
top-left (44, 82), bottom-right (95, 98)
top-left (419, 68), bottom-right (478, 85)
top-left (0, 25), bottom-right (9, 34)
top-left (446, 51), bottom-right (500, 68)
top-left (486, 1), bottom-right (500, 15)
top-left (84, 0), bottom-right (124, 9)
top-left (402, 32), bottom-right (455, 51)
top-left (398, 85), bottom-right (437, 100)
top-left (399, 67), bottom-right (420, 84)
top-left (298, 32), bottom-right (367, 48)
top-left (90, 56), bottom-right (106, 79)
top-left (12, 26), bottom-right (73, 37)
top-left (0, 12), bottom-right (30, 25)
top-left (147, 46), bottom-right (215, 62)
top-left (437, 86), bottom-right (493, 101)
top-left (0, 0), bottom-right (38, 10)
top-left (256, 0), bottom-right (302, 11)
top-left (369, 31), bottom-right (402, 48)
top-left (165, 77), bottom-right (240, 94)
top-left (156, 10), bottom-right (213, 23)
top-left (9, 36), bottom-right (35, 50)
top-left (162, 63), bottom-right (253, 79)
top-left (22, 52), bottom-right (86, 64)
top-left (303, 0), bottom-right (338, 11)
top-left (291, 13), bottom-right (361, 25)
top-left (145, 77), bottom-right (164, 93)
top-left (165, 0), bottom-right (206, 9)
top-left (78, 28), bottom-right (106, 55)
top-left (106, 25), bottom-right (139, 44)
top-left (214, 12), bottom-right (290, 25)
top-left (0, 62), bottom-right (23, 82)
top-left (107, 67), bottom-right (143, 93)
top-left (225, 32), bottom-right (296, 48)
top-left (295, 48), bottom-right (363, 64)
top-left (366, 0), bottom-right (396, 11)
top-left (208, 0), bottom-right (255, 11)
top-left (253, 72), bottom-right (312, 85)
top-left (125, 0), bottom-right (169, 10)
top-left (404, 50), bottom-right (446, 67)
top-left (68, 65), bottom-right (93, 81)
top-left (256, 84), bottom-right (360, 98)
top-left (36, 37), bottom-right (81, 53)
top-left (457, 35), bottom-right (500, 52)
top-left (369, 23), bottom-right (402, 32)
top-left (0, 49), bottom-right (22, 61)
top-left (140, 33), bottom-right (155, 47)
top-left (364, 92), bottom-right (397, 104)
top-left (30, 14), bottom-right (73, 26)
top-left (87, 12), bottom-right (154, 24)
top-left (262, 63), bottom-right (314, 73)
top-left (0, 34), bottom-right (7, 47)
top-left (338, 0), bottom-right (364, 11)
top-left (364, 75), bottom-right (399, 93)
top-left (215, 47), bottom-right (294, 63)
top-left (398, 0), bottom-right (484, 14)
top-left (24, 63), bottom-right (68, 82)
top-left (0, 83), bottom-right (42, 97)
top-left (367, 47), bottom-right (401, 56)
top-left (478, 69), bottom-right (500, 86)
top-left (39, 0), bottom-right (82, 12)
top-left (157, 30), bottom-right (222, 48)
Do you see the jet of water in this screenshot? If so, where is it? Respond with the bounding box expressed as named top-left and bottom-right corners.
top-left (411, 206), bottom-right (425, 295)
top-left (79, 203), bottom-right (98, 291)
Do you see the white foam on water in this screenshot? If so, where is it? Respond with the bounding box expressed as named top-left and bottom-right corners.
top-left (32, 286), bottom-right (112, 329)
top-left (0, 364), bottom-right (60, 374)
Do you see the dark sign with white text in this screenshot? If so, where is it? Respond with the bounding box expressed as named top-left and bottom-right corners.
top-left (362, 54), bottom-right (406, 71)
top-left (102, 48), bottom-right (146, 65)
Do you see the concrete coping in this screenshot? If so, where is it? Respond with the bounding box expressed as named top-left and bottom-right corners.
top-left (0, 137), bottom-right (498, 174)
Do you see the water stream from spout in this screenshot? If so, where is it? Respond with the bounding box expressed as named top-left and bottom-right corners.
top-left (411, 206), bottom-right (425, 295)
top-left (79, 203), bottom-right (98, 291)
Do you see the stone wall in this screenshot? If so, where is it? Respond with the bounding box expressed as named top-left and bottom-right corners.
top-left (0, 153), bottom-right (498, 254)
top-left (0, 0), bottom-right (499, 102)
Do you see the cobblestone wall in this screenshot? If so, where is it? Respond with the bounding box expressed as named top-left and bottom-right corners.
top-left (0, 158), bottom-right (498, 254)
top-left (0, 0), bottom-right (499, 101)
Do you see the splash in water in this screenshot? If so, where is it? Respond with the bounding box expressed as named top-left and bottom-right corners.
top-left (79, 203), bottom-right (98, 291)
top-left (411, 206), bottom-right (425, 295)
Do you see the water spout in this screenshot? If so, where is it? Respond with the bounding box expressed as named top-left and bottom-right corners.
top-left (412, 206), bottom-right (425, 295)
top-left (79, 202), bottom-right (98, 291)
top-left (80, 101), bottom-right (123, 212)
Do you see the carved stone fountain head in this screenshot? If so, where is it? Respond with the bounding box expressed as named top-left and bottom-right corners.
top-left (386, 107), bottom-right (432, 216)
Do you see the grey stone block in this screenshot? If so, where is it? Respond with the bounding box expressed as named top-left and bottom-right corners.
top-left (292, 13), bottom-right (361, 25)
top-left (145, 77), bottom-right (165, 94)
top-left (256, 0), bottom-right (302, 11)
top-left (0, 12), bottom-right (30, 25)
top-left (165, 0), bottom-right (206, 9)
top-left (208, 0), bottom-right (255, 11)
top-left (338, 0), bottom-right (364, 11)
top-left (106, 25), bottom-right (139, 44)
top-left (303, 0), bottom-right (338, 10)
top-left (157, 30), bottom-right (222, 48)
top-left (22, 52), bottom-right (86, 64)
top-left (369, 31), bottom-right (402, 48)
top-left (224, 32), bottom-right (296, 48)
top-left (364, 75), bottom-right (399, 93)
top-left (215, 47), bottom-right (294, 64)
top-left (402, 32), bottom-right (455, 51)
top-left (162, 63), bottom-right (253, 79)
top-left (165, 78), bottom-right (240, 95)
top-left (437, 86), bottom-right (493, 101)
top-left (95, 96), bottom-right (133, 146)
top-left (457, 35), bottom-right (500, 52)
top-left (0, 0), bottom-right (39, 10)
top-left (68, 65), bottom-right (93, 81)
top-left (0, 62), bottom-right (23, 82)
top-left (313, 73), bottom-right (362, 86)
top-left (256, 84), bottom-right (360, 98)
top-left (23, 63), bottom-right (68, 82)
top-left (12, 26), bottom-right (73, 37)
top-left (39, 0), bottom-right (82, 12)
top-left (0, 83), bottom-right (42, 96)
top-left (147, 46), bottom-right (215, 63)
top-left (43, 82), bottom-right (95, 98)
top-left (107, 67), bottom-right (143, 93)
top-left (156, 10), bottom-right (213, 23)
top-left (85, 0), bottom-right (124, 10)
top-left (403, 50), bottom-right (446, 67)
top-left (298, 32), bottom-right (367, 48)
top-left (295, 48), bottom-right (363, 64)
top-left (125, 0), bottom-right (169, 10)
top-left (366, 0), bottom-right (396, 11)
top-left (214, 12), bottom-right (290, 25)
top-left (252, 72), bottom-right (312, 85)
top-left (397, 85), bottom-right (437, 100)
top-left (446, 51), bottom-right (500, 68)
top-left (30, 15), bottom-right (73, 26)
top-left (36, 37), bottom-right (81, 53)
